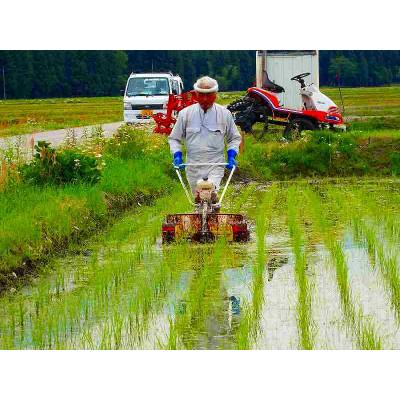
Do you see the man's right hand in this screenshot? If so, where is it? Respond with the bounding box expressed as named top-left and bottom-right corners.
top-left (173, 151), bottom-right (185, 170)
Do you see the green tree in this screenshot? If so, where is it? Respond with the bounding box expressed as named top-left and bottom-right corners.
top-left (328, 55), bottom-right (358, 86)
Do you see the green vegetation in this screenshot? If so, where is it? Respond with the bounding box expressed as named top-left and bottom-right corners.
top-left (239, 129), bottom-right (400, 180)
top-left (20, 140), bottom-right (102, 185)
top-left (0, 125), bottom-right (173, 287)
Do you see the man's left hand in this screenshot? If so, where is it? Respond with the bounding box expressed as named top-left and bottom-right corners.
top-left (226, 149), bottom-right (237, 170)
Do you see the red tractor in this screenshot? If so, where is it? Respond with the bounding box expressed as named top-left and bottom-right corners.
top-left (227, 72), bottom-right (345, 140)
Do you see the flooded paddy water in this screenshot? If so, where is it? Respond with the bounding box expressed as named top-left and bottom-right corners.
top-left (1, 179), bottom-right (400, 349)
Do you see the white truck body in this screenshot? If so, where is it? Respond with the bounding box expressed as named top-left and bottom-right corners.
top-left (123, 72), bottom-right (184, 123)
top-left (256, 50), bottom-right (319, 109)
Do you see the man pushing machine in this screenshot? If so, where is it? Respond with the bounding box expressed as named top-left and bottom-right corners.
top-left (168, 76), bottom-right (242, 205)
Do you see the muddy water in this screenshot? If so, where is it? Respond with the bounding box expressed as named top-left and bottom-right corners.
top-left (1, 181), bottom-right (400, 349)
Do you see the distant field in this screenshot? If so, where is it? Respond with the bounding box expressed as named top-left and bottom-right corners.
top-left (0, 97), bottom-right (122, 137)
top-left (0, 86), bottom-right (399, 137)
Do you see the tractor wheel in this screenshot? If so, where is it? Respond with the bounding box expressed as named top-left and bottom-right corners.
top-left (283, 118), bottom-right (316, 141)
top-left (227, 96), bottom-right (253, 112)
top-left (228, 97), bottom-right (254, 131)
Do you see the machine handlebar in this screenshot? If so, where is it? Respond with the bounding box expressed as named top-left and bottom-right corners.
top-left (174, 162), bottom-right (228, 169)
top-left (174, 163), bottom-right (236, 207)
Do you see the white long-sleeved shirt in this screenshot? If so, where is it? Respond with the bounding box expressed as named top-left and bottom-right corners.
top-left (168, 103), bottom-right (241, 163)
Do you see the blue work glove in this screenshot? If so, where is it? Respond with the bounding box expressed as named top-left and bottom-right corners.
top-left (173, 151), bottom-right (185, 169)
top-left (226, 149), bottom-right (237, 170)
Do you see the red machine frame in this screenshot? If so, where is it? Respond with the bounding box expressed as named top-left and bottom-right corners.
top-left (153, 90), bottom-right (198, 135)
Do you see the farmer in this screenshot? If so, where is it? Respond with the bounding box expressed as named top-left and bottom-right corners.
top-left (168, 76), bottom-right (242, 200)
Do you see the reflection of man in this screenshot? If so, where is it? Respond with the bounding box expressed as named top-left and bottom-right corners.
top-left (168, 76), bottom-right (242, 195)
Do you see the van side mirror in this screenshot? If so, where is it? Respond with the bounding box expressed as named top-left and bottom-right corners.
top-left (120, 89), bottom-right (125, 95)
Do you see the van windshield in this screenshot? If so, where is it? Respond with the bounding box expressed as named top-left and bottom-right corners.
top-left (126, 77), bottom-right (170, 97)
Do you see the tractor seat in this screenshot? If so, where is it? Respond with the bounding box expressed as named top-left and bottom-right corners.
top-left (262, 73), bottom-right (285, 93)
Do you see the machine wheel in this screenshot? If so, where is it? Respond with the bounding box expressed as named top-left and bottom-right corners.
top-left (162, 223), bottom-right (176, 244)
top-left (283, 118), bottom-right (316, 141)
top-left (227, 96), bottom-right (252, 112)
top-left (228, 96), bottom-right (258, 133)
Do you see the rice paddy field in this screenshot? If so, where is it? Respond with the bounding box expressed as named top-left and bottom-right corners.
top-left (1, 177), bottom-right (400, 349)
top-left (0, 97), bottom-right (122, 137)
top-left (1, 86), bottom-right (400, 350)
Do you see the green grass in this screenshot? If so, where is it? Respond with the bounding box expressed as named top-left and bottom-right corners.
top-left (323, 86), bottom-right (400, 118)
top-left (239, 129), bottom-right (400, 180)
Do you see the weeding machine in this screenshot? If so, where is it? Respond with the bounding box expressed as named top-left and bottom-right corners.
top-left (162, 163), bottom-right (250, 244)
top-left (227, 72), bottom-right (345, 140)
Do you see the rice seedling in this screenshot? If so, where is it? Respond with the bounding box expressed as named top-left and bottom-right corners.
top-left (166, 239), bottom-right (228, 350)
top-left (327, 186), bottom-right (400, 325)
top-left (235, 185), bottom-right (277, 349)
top-left (287, 186), bottom-right (315, 350)
top-left (303, 187), bottom-right (382, 350)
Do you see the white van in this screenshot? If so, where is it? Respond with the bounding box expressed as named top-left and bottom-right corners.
top-left (123, 72), bottom-right (184, 123)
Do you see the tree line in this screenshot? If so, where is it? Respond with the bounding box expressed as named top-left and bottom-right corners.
top-left (0, 50), bottom-right (399, 99)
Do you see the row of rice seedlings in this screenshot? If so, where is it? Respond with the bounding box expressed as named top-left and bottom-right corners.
top-left (235, 184), bottom-right (277, 349)
top-left (69, 220), bottom-right (193, 349)
top-left (79, 242), bottom-right (191, 349)
top-left (303, 187), bottom-right (382, 350)
top-left (227, 182), bottom-right (259, 214)
top-left (0, 190), bottom-right (189, 349)
top-left (327, 186), bottom-right (400, 325)
top-left (354, 185), bottom-right (400, 253)
top-left (79, 190), bottom-right (190, 348)
top-left (167, 238), bottom-right (234, 349)
top-left (287, 186), bottom-right (315, 350)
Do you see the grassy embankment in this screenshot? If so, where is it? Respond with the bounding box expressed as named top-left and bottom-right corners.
top-left (0, 125), bottom-right (174, 289)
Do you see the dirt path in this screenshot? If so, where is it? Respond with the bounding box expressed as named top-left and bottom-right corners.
top-left (0, 121), bottom-right (124, 151)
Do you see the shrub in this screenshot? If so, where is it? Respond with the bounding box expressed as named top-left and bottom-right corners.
top-left (20, 141), bottom-right (101, 185)
top-left (240, 131), bottom-right (365, 179)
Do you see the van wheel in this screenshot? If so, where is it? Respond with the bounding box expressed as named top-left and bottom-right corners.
top-left (283, 118), bottom-right (316, 141)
